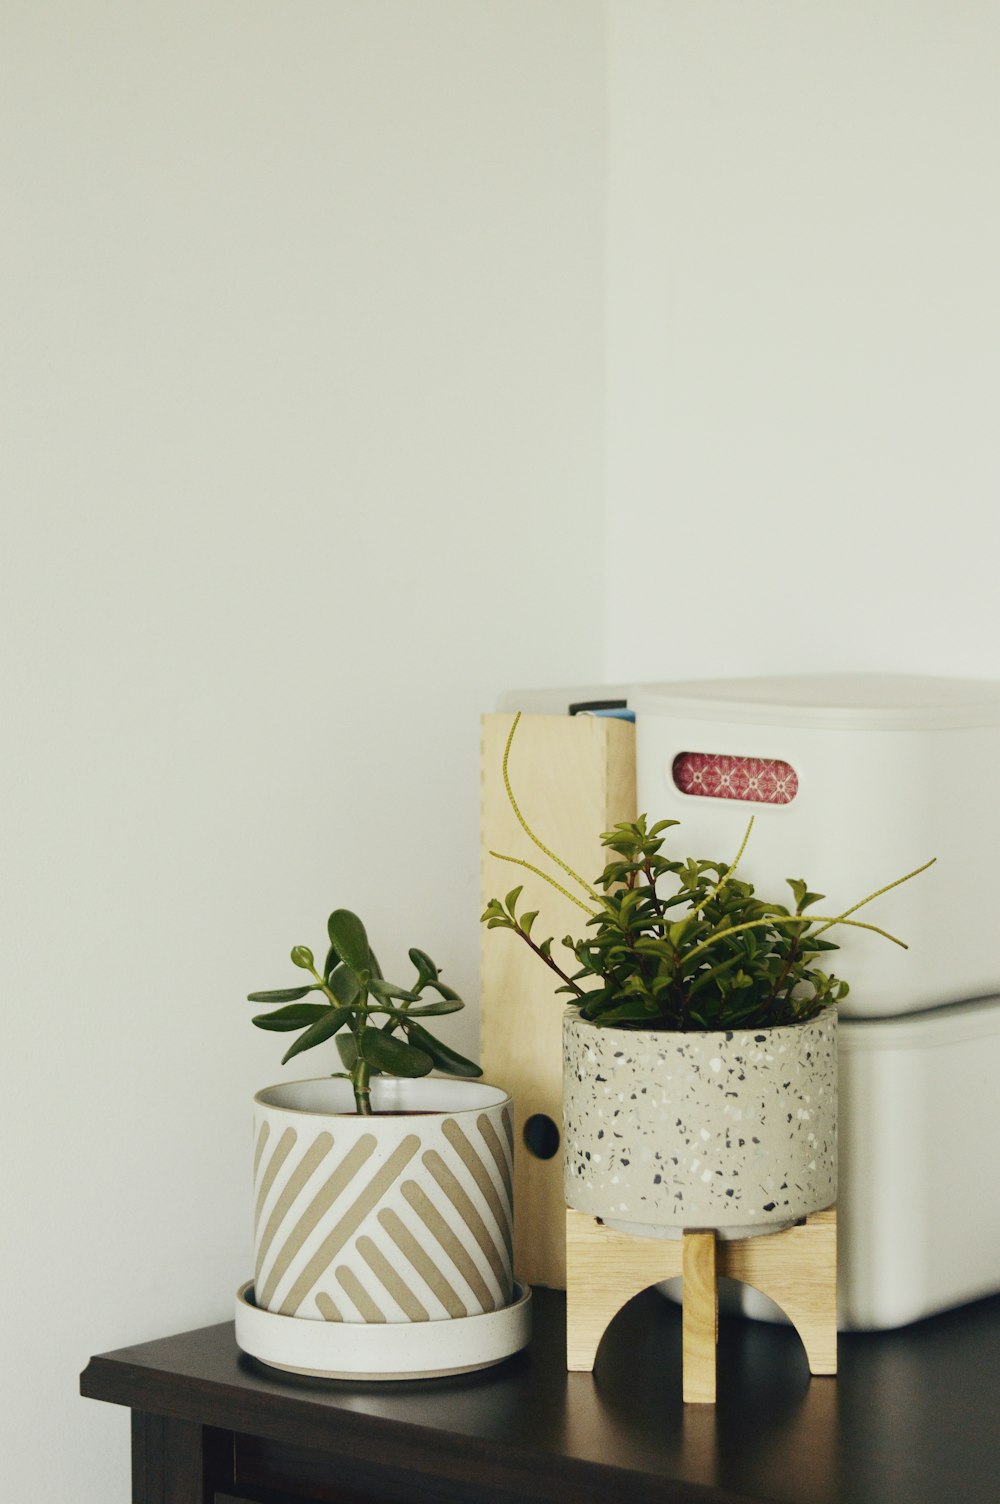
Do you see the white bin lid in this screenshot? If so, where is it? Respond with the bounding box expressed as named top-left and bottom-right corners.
top-left (840, 994), bottom-right (1000, 1050)
top-left (630, 674), bottom-right (1000, 731)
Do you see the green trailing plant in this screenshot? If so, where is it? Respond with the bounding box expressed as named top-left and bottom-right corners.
top-left (249, 909), bottom-right (480, 1115)
top-left (482, 714), bottom-right (935, 1032)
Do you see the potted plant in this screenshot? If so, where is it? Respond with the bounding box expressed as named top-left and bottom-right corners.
top-left (235, 908), bottom-right (530, 1380)
top-left (482, 714), bottom-right (932, 1239)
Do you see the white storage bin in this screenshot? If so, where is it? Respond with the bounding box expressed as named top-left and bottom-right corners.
top-left (632, 674), bottom-right (1000, 1019)
top-left (838, 998), bottom-right (1000, 1327)
top-left (730, 996), bottom-right (1000, 1330)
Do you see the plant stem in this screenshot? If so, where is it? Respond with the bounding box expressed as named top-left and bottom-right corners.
top-left (515, 924), bottom-right (587, 998)
top-left (353, 1059), bottom-right (372, 1116)
top-left (352, 988), bottom-right (372, 1115)
top-left (642, 861), bottom-right (665, 924)
top-left (501, 713), bottom-right (602, 903)
top-left (308, 963), bottom-right (344, 1012)
top-left (771, 930), bottom-right (801, 1009)
top-left (680, 912), bottom-right (908, 973)
top-left (490, 849), bottom-right (597, 916)
top-left (687, 818), bottom-right (755, 919)
top-left (811, 857), bottom-right (937, 939)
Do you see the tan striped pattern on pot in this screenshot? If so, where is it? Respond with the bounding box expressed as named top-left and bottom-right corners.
top-left (253, 1109), bottom-right (514, 1323)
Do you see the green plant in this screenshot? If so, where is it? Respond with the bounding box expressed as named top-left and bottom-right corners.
top-left (249, 909), bottom-right (480, 1115)
top-left (482, 714), bottom-right (934, 1032)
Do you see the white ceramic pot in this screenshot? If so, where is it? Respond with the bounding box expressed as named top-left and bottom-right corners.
top-left (252, 1076), bottom-right (515, 1322)
top-left (563, 1005), bottom-right (837, 1239)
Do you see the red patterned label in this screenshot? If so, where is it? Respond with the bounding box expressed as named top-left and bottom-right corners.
top-left (672, 752), bottom-right (798, 805)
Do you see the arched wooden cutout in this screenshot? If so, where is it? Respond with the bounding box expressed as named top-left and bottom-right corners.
top-left (565, 1207), bottom-right (837, 1403)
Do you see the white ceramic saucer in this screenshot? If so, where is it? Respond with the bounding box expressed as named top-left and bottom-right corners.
top-left (235, 1280), bottom-right (532, 1381)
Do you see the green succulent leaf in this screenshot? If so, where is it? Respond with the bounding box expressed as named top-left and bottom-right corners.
top-left (428, 980), bottom-right (461, 1001)
top-left (327, 962), bottom-right (362, 1007)
top-left (251, 1002), bottom-right (331, 1032)
top-left (280, 1007), bottom-right (349, 1064)
top-left (368, 977), bottom-right (419, 1004)
top-left (396, 996), bottom-right (463, 1017)
top-left (402, 1020), bottom-right (483, 1077)
top-left (326, 909), bottom-right (370, 977)
top-left (335, 1033), bottom-right (361, 1071)
top-left (408, 947), bottom-right (439, 982)
top-left (247, 985), bottom-right (317, 1004)
top-left (359, 1028), bottom-right (433, 1077)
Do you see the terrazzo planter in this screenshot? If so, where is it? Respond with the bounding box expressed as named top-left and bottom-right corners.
top-left (240, 1077), bottom-right (529, 1378)
top-left (563, 1006), bottom-right (837, 1239)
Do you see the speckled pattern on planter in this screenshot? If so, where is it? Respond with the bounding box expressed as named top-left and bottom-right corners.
top-left (563, 1006), bottom-right (837, 1238)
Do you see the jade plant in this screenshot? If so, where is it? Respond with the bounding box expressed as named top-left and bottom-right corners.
top-left (482, 714), bottom-right (934, 1032)
top-left (249, 908), bottom-right (480, 1114)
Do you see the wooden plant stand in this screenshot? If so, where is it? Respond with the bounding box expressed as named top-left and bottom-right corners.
top-left (566, 1206), bottom-right (837, 1403)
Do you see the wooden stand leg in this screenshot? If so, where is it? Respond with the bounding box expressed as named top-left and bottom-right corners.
top-left (722, 1209), bottom-right (838, 1376)
top-left (565, 1208), bottom-right (682, 1370)
top-left (682, 1231), bottom-right (718, 1404)
top-left (566, 1207), bottom-right (837, 1399)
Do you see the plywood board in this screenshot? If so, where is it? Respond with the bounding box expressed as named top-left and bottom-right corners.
top-left (480, 713), bottom-right (636, 1288)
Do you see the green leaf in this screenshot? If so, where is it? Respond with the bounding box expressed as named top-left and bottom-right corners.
top-left (251, 1003), bottom-right (331, 1032)
top-left (360, 1028), bottom-right (433, 1077)
top-left (327, 962), bottom-right (362, 1006)
top-left (592, 998), bottom-right (654, 1024)
top-left (368, 977), bottom-right (419, 1004)
top-left (602, 837), bottom-right (640, 857)
top-left (290, 945), bottom-right (314, 970)
top-left (504, 885), bottom-right (524, 917)
top-left (520, 910), bottom-right (538, 937)
top-left (396, 996), bottom-right (463, 1017)
top-left (787, 879), bottom-right (809, 911)
top-left (326, 910), bottom-right (370, 976)
top-left (280, 1008), bottom-right (349, 1064)
top-left (408, 947), bottom-right (439, 982)
top-left (335, 1033), bottom-right (359, 1071)
top-left (687, 953), bottom-right (742, 999)
top-left (247, 985), bottom-right (317, 1004)
top-left (402, 1020), bottom-right (482, 1077)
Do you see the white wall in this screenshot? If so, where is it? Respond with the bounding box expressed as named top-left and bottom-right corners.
top-left (0, 4), bottom-right (606, 1500)
top-left (605, 2), bottom-right (1000, 682)
top-left (7, 4), bottom-right (1000, 1500)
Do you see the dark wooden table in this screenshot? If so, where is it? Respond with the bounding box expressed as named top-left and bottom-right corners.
top-left (81, 1285), bottom-right (1000, 1504)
